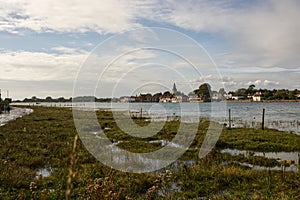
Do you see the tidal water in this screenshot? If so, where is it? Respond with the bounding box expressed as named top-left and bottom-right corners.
top-left (0, 107), bottom-right (33, 127)
top-left (11, 102), bottom-right (300, 134)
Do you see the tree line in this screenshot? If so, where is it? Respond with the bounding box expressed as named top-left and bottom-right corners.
top-left (228, 84), bottom-right (299, 100)
top-left (13, 83), bottom-right (300, 103)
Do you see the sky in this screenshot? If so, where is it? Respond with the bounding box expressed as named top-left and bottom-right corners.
top-left (0, 0), bottom-right (300, 100)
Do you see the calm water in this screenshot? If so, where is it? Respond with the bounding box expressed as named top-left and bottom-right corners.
top-left (0, 107), bottom-right (33, 126)
top-left (11, 102), bottom-right (300, 134)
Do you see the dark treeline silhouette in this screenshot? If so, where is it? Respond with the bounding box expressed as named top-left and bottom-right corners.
top-left (228, 85), bottom-right (299, 100)
top-left (12, 83), bottom-right (300, 104)
top-left (14, 96), bottom-right (112, 103)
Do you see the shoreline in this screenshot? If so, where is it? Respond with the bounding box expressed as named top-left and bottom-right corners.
top-left (222, 99), bottom-right (300, 103)
top-left (0, 107), bottom-right (33, 126)
top-left (11, 99), bottom-right (300, 105)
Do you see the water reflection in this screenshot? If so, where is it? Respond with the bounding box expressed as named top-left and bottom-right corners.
top-left (35, 167), bottom-right (55, 178)
top-left (221, 148), bottom-right (300, 172)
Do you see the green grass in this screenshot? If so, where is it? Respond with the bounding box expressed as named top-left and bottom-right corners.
top-left (0, 106), bottom-right (299, 199)
top-left (217, 127), bottom-right (300, 152)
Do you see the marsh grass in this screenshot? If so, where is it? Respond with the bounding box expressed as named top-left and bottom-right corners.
top-left (0, 106), bottom-right (299, 199)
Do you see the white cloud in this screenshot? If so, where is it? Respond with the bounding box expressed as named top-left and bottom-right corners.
top-left (2, 0), bottom-right (300, 69)
top-left (248, 80), bottom-right (262, 86)
top-left (263, 80), bottom-right (279, 86)
top-left (0, 50), bottom-right (88, 81)
top-left (0, 0), bottom-right (146, 34)
top-left (51, 46), bottom-right (86, 54)
top-left (149, 0), bottom-right (300, 68)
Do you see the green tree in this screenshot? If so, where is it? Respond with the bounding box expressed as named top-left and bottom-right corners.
top-left (288, 90), bottom-right (297, 100)
top-left (264, 90), bottom-right (274, 100)
top-left (194, 83), bottom-right (212, 101)
top-left (163, 91), bottom-right (172, 97)
top-left (235, 88), bottom-right (247, 97)
top-left (274, 89), bottom-right (288, 100)
top-left (246, 84), bottom-right (256, 95)
top-left (45, 96), bottom-right (53, 102)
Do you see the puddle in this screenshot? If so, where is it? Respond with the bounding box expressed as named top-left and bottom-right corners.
top-left (221, 148), bottom-right (300, 172)
top-left (223, 161), bottom-right (299, 172)
top-left (0, 107), bottom-right (33, 126)
top-left (35, 167), bottom-right (55, 178)
top-left (149, 140), bottom-right (183, 148)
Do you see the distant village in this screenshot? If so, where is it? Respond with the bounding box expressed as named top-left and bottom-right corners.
top-left (9, 82), bottom-right (300, 103)
top-left (118, 83), bottom-right (300, 103)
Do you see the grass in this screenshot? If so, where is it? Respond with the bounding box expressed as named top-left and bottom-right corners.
top-left (217, 127), bottom-right (300, 152)
top-left (0, 106), bottom-right (299, 199)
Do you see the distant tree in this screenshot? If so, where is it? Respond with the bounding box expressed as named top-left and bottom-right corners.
top-left (152, 92), bottom-right (162, 102)
top-left (249, 84), bottom-right (255, 90)
top-left (194, 83), bottom-right (212, 101)
top-left (153, 92), bottom-right (162, 96)
top-left (274, 89), bottom-right (288, 100)
top-left (246, 84), bottom-right (256, 95)
top-left (288, 90), bottom-right (297, 100)
top-left (45, 96), bottom-right (53, 102)
top-left (188, 91), bottom-right (196, 96)
top-left (31, 96), bottom-right (37, 101)
top-left (264, 90), bottom-right (274, 100)
top-left (235, 88), bottom-right (247, 97)
top-left (57, 97), bottom-right (67, 102)
top-left (153, 92), bottom-right (162, 98)
top-left (145, 93), bottom-right (152, 98)
top-left (163, 91), bottom-right (172, 97)
top-left (218, 88), bottom-right (225, 95)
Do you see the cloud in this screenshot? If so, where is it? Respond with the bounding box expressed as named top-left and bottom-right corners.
top-left (2, 0), bottom-right (300, 69)
top-left (51, 46), bottom-right (85, 54)
top-left (263, 80), bottom-right (279, 86)
top-left (1, 0), bottom-right (299, 98)
top-left (0, 50), bottom-right (88, 81)
top-left (149, 0), bottom-right (300, 68)
top-left (248, 80), bottom-right (262, 86)
top-left (0, 0), bottom-right (146, 34)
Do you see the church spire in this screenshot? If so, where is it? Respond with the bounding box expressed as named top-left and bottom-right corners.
top-left (172, 82), bottom-right (177, 94)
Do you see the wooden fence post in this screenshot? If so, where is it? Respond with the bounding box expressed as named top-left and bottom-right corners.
top-left (228, 109), bottom-right (231, 130)
top-left (262, 108), bottom-right (265, 130)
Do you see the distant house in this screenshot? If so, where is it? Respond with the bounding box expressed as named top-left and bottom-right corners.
top-left (231, 95), bottom-right (245, 100)
top-left (297, 92), bottom-right (300, 98)
top-left (211, 91), bottom-right (219, 101)
top-left (252, 92), bottom-right (263, 102)
top-left (159, 97), bottom-right (172, 103)
top-left (135, 94), bottom-right (151, 102)
top-left (188, 94), bottom-right (203, 102)
top-left (172, 94), bottom-right (189, 103)
top-left (224, 93), bottom-right (232, 100)
top-left (160, 83), bottom-right (189, 103)
top-left (119, 96), bottom-right (136, 103)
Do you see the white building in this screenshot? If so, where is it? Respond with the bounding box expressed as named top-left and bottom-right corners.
top-left (119, 96), bottom-right (136, 103)
top-left (252, 93), bottom-right (262, 102)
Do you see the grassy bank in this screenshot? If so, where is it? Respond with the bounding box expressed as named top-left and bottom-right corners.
top-left (0, 106), bottom-right (299, 199)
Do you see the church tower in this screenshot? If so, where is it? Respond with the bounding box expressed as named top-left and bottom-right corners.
top-left (172, 83), bottom-right (177, 95)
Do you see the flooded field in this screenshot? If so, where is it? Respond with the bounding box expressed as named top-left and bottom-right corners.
top-left (13, 101), bottom-right (300, 134)
top-left (0, 107), bottom-right (33, 127)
